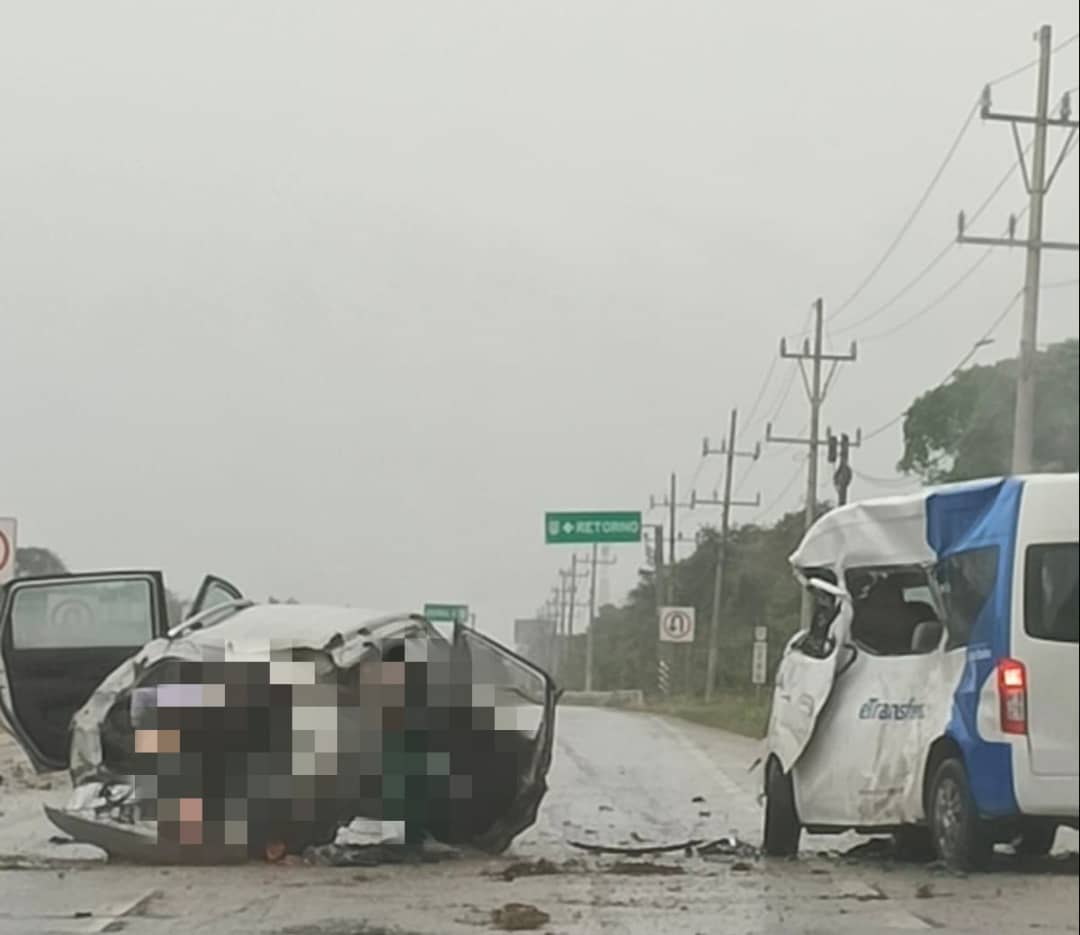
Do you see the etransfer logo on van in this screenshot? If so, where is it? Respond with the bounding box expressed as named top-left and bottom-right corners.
top-left (858, 698), bottom-right (926, 721)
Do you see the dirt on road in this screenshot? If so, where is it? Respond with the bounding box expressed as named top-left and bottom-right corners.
top-left (1, 710), bottom-right (1077, 935)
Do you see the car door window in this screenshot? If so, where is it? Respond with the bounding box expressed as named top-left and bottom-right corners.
top-left (10, 578), bottom-right (155, 649)
top-left (186, 575), bottom-right (243, 620)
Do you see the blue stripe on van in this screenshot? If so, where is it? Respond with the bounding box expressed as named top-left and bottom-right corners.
top-left (926, 477), bottom-right (1022, 818)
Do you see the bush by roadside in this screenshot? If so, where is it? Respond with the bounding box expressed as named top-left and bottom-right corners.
top-left (641, 692), bottom-right (771, 739)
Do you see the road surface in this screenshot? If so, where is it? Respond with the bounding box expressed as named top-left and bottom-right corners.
top-left (1, 706), bottom-right (1076, 934)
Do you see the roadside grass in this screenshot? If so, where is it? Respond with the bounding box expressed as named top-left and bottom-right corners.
top-left (642, 692), bottom-right (771, 739)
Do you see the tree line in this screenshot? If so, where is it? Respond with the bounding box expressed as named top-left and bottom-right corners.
top-left (560, 339), bottom-right (1079, 695)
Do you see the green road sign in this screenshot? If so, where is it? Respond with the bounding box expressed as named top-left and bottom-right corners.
top-left (545, 511), bottom-right (642, 544)
top-left (423, 603), bottom-right (469, 624)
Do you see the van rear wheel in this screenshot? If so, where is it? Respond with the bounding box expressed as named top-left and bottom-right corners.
top-left (928, 757), bottom-right (992, 872)
top-left (763, 759), bottom-right (801, 857)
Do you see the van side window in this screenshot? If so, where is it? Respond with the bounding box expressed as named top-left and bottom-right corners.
top-left (1024, 543), bottom-right (1079, 644)
top-left (845, 566), bottom-right (942, 656)
top-left (938, 547), bottom-right (999, 650)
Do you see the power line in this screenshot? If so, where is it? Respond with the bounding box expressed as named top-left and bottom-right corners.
top-left (988, 31), bottom-right (1080, 86)
top-left (816, 34), bottom-right (1078, 335)
top-left (832, 151), bottom-right (1030, 338)
top-left (862, 289), bottom-right (1023, 443)
top-left (861, 245), bottom-right (996, 343)
top-left (737, 354), bottom-right (779, 444)
top-left (826, 100), bottom-right (980, 322)
top-left (755, 457), bottom-right (807, 521)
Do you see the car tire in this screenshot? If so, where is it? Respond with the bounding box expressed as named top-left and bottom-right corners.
top-left (893, 825), bottom-right (934, 862)
top-left (928, 757), bottom-right (992, 872)
top-left (763, 758), bottom-right (801, 857)
top-left (1015, 820), bottom-right (1057, 857)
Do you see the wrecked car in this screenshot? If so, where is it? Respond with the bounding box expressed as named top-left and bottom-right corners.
top-left (0, 570), bottom-right (556, 863)
top-left (764, 474), bottom-right (1079, 870)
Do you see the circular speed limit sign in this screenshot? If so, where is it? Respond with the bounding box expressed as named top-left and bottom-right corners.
top-left (659, 606), bottom-right (696, 643)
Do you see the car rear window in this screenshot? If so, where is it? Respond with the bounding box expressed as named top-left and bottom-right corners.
top-left (1024, 543), bottom-right (1079, 644)
top-left (9, 579), bottom-right (156, 650)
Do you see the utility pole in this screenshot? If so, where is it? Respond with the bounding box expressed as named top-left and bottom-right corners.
top-left (768, 298), bottom-right (858, 627)
top-left (560, 556), bottom-right (590, 681)
top-left (956, 25), bottom-right (1079, 473)
top-left (579, 545), bottom-right (617, 692)
top-left (648, 476), bottom-right (692, 603)
top-left (555, 572), bottom-right (569, 679)
top-left (827, 429), bottom-right (857, 506)
top-left (698, 408), bottom-right (761, 701)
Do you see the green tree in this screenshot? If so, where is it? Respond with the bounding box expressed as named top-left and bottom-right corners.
top-left (899, 339), bottom-right (1079, 484)
top-left (14, 547), bottom-right (68, 577)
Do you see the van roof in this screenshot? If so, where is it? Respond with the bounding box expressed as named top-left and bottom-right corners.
top-left (790, 473), bottom-right (1079, 574)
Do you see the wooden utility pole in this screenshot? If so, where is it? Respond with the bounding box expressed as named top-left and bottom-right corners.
top-left (957, 25), bottom-right (1079, 472)
top-left (697, 408), bottom-right (760, 701)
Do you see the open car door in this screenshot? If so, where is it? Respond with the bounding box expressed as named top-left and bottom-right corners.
top-left (447, 624), bottom-right (557, 853)
top-left (186, 574), bottom-right (244, 620)
top-left (767, 577), bottom-right (854, 772)
top-left (0, 571), bottom-right (169, 772)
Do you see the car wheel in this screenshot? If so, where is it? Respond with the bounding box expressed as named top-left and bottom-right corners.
top-left (928, 757), bottom-right (992, 872)
top-left (893, 825), bottom-right (934, 862)
top-left (1015, 820), bottom-right (1057, 857)
top-left (763, 758), bottom-right (801, 857)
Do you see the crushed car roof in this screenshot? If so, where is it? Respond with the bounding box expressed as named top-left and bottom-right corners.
top-left (178, 603), bottom-right (417, 651)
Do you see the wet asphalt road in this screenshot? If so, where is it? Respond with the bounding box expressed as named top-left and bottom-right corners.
top-left (0, 706), bottom-right (1077, 934)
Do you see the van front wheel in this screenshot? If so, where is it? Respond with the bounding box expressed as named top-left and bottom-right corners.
top-left (763, 759), bottom-right (801, 857)
top-left (928, 758), bottom-right (992, 872)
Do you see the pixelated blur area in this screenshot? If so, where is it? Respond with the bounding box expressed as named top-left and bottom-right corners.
top-left (116, 628), bottom-right (550, 859)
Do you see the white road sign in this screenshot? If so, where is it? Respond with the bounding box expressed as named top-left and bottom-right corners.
top-left (751, 640), bottom-right (768, 685)
top-left (658, 606), bottom-right (695, 643)
top-left (0, 518), bottom-right (16, 586)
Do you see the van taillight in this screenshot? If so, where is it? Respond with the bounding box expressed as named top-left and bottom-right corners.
top-left (997, 658), bottom-right (1027, 735)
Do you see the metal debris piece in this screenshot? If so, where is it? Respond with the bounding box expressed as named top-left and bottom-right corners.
top-left (697, 836), bottom-right (760, 860)
top-left (303, 839), bottom-right (462, 867)
top-left (569, 838), bottom-right (703, 856)
top-left (606, 860), bottom-right (685, 876)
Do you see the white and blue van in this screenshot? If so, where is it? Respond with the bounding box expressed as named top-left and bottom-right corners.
top-left (764, 473), bottom-right (1079, 870)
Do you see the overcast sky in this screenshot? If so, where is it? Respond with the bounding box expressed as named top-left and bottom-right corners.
top-left (2, 1), bottom-right (1078, 644)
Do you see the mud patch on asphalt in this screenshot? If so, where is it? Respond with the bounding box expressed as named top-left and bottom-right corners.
top-left (489, 902), bottom-right (550, 931)
top-left (494, 857), bottom-right (582, 881)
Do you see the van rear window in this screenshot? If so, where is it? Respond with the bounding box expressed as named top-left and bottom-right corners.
top-left (1024, 543), bottom-right (1079, 644)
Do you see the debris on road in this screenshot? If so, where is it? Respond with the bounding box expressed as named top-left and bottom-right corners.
top-left (303, 839), bottom-right (463, 867)
top-left (496, 857), bottom-right (581, 881)
top-left (606, 860), bottom-right (685, 876)
top-left (489, 902), bottom-right (550, 931)
top-left (697, 836), bottom-right (759, 860)
top-left (569, 838), bottom-right (703, 856)
top-left (843, 838), bottom-right (894, 860)
top-left (915, 882), bottom-right (953, 899)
